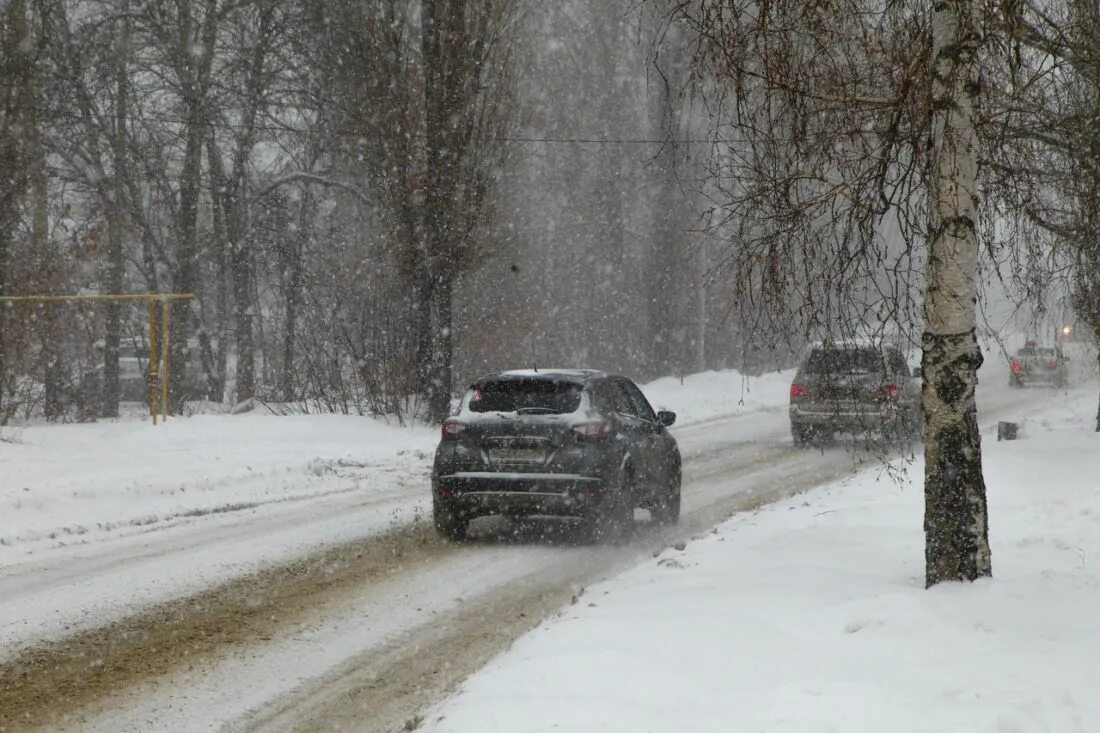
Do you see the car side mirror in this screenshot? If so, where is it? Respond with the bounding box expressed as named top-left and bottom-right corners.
top-left (657, 411), bottom-right (676, 427)
top-left (911, 367), bottom-right (922, 378)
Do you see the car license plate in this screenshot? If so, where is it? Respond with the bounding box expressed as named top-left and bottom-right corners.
top-left (489, 447), bottom-right (545, 464)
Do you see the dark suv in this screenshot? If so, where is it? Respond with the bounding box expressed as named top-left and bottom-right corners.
top-left (431, 370), bottom-right (681, 542)
top-left (789, 342), bottom-right (921, 445)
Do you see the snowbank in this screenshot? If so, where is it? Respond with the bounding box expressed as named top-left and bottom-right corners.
top-left (642, 369), bottom-right (794, 426)
top-left (423, 386), bottom-right (1100, 732)
top-left (0, 414), bottom-right (438, 561)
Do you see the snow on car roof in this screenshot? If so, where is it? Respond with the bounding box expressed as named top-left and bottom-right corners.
top-left (807, 339), bottom-right (892, 351)
top-left (470, 369), bottom-right (604, 385)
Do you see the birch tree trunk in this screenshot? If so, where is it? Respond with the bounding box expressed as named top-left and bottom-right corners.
top-left (922, 0), bottom-right (992, 587)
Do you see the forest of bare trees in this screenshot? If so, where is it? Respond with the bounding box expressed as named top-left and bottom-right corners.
top-left (0, 0), bottom-right (1095, 451)
top-left (0, 0), bottom-right (729, 425)
top-left (656, 0), bottom-right (1100, 584)
top-left (1, 0), bottom-right (1098, 593)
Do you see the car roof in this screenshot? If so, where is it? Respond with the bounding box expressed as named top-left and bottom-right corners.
top-left (470, 369), bottom-right (606, 387)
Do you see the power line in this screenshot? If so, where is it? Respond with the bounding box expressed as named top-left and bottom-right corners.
top-left (34, 106), bottom-right (761, 147)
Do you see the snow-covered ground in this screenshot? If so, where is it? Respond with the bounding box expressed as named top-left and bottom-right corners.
top-left (0, 368), bottom-right (794, 656)
top-left (421, 384), bottom-right (1100, 733)
top-left (2, 346), bottom-right (1095, 730)
top-left (0, 369), bottom-right (793, 563)
top-left (642, 369), bottom-right (794, 424)
top-left (0, 414), bottom-right (438, 561)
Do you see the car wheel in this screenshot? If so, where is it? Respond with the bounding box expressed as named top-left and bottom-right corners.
top-left (1009, 375), bottom-right (1022, 388)
top-left (433, 497), bottom-right (469, 542)
top-left (650, 459), bottom-right (681, 526)
top-left (588, 469), bottom-right (635, 544)
top-left (791, 423), bottom-right (811, 447)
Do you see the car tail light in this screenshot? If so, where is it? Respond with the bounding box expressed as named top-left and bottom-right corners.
top-left (875, 384), bottom-right (899, 400)
top-left (572, 421), bottom-right (608, 441)
top-left (790, 384), bottom-right (809, 398)
top-left (1011, 361), bottom-right (1022, 373)
top-left (1048, 359), bottom-right (1058, 367)
top-left (441, 420), bottom-right (467, 440)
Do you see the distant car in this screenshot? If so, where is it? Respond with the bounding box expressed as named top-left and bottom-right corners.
top-left (789, 342), bottom-right (921, 445)
top-left (80, 357), bottom-right (150, 402)
top-left (1009, 342), bottom-right (1069, 387)
top-left (431, 369), bottom-right (681, 542)
top-left (82, 355), bottom-right (209, 403)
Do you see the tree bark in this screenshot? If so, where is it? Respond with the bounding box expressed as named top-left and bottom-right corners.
top-left (922, 0), bottom-right (992, 587)
top-left (28, 38), bottom-right (60, 421)
top-left (168, 0), bottom-right (217, 413)
top-left (0, 0), bottom-right (33, 422)
top-left (414, 268), bottom-right (436, 416)
top-left (429, 273), bottom-right (454, 421)
top-left (421, 0), bottom-right (455, 423)
top-left (281, 189), bottom-right (310, 402)
top-left (170, 107), bottom-right (203, 412)
top-left (205, 139), bottom-right (229, 403)
top-left (281, 272), bottom-right (297, 401)
top-left (231, 233), bottom-right (255, 404)
top-left (1082, 247), bottom-right (1100, 433)
top-left (209, 145), bottom-right (256, 405)
top-left (1094, 321), bottom-right (1100, 432)
top-left (101, 208), bottom-right (124, 417)
top-left (99, 0), bottom-right (135, 419)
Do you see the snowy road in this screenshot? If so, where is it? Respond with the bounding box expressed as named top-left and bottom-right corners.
top-left (0, 371), bottom-right (1072, 732)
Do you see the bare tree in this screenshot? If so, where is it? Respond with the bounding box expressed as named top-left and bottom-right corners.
top-left (663, 0), bottom-right (994, 585)
top-left (119, 0), bottom-right (221, 412)
top-left (412, 0), bottom-right (518, 419)
top-left (988, 0), bottom-right (1100, 431)
top-left (647, 13), bottom-right (699, 378)
top-left (41, 0), bottom-right (144, 417)
top-left (0, 0), bottom-right (35, 420)
top-left (27, 3), bottom-right (61, 420)
top-left (312, 0), bottom-right (518, 422)
top-left (922, 0), bottom-right (992, 585)
top-left (205, 0), bottom-right (286, 405)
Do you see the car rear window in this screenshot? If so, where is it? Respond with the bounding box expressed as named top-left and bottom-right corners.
top-left (468, 379), bottom-right (583, 414)
top-left (804, 348), bottom-right (884, 375)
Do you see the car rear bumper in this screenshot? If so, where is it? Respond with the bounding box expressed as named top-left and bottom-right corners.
top-left (1013, 373), bottom-right (1062, 383)
top-left (435, 472), bottom-right (603, 517)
